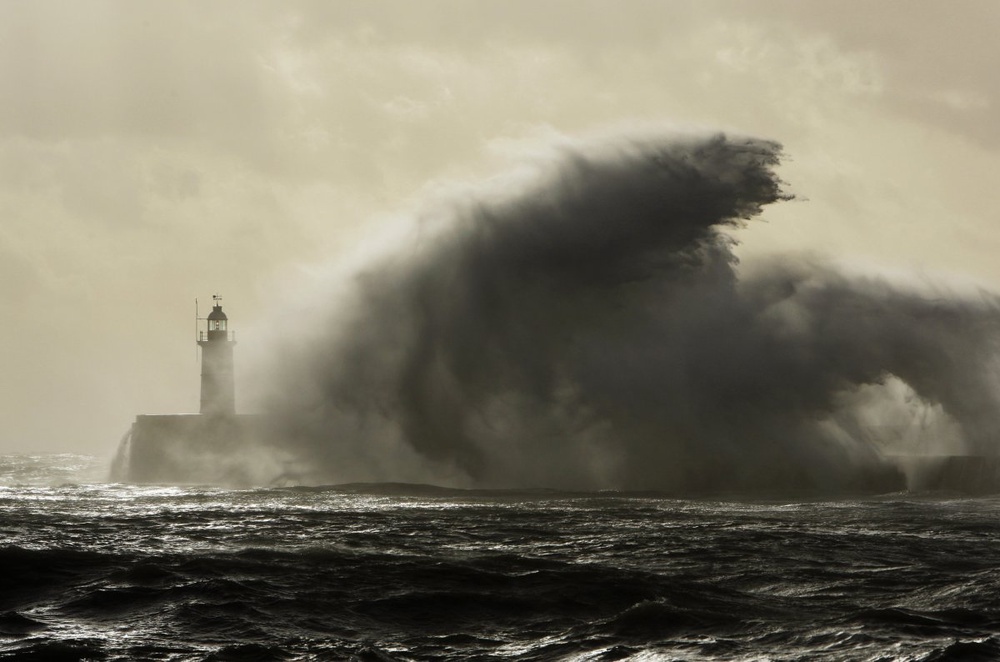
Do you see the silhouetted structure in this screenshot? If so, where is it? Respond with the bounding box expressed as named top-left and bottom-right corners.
top-left (198, 297), bottom-right (236, 415)
top-left (113, 296), bottom-right (275, 485)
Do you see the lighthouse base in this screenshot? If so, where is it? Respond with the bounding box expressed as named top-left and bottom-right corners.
top-left (113, 414), bottom-right (284, 486)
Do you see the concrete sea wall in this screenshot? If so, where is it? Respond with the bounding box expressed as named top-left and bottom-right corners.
top-left (116, 413), bottom-right (279, 486)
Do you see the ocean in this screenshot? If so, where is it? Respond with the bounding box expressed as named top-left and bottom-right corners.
top-left (2, 454), bottom-right (999, 661)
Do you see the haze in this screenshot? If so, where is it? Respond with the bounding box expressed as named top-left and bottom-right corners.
top-left (2, 1), bottom-right (999, 456)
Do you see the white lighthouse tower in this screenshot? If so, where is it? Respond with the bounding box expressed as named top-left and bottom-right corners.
top-left (197, 295), bottom-right (236, 415)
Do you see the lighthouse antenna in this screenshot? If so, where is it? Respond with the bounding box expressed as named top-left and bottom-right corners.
top-left (195, 298), bottom-right (199, 362)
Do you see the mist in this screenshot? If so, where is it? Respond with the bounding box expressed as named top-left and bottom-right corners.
top-left (250, 129), bottom-right (1000, 493)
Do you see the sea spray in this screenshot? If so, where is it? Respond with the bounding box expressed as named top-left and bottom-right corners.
top-left (251, 128), bottom-right (1000, 494)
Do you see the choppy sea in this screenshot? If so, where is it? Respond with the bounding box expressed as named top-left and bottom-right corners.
top-left (2, 454), bottom-right (1000, 661)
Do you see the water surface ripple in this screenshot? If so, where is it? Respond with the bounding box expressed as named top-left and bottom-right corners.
top-left (2, 455), bottom-right (999, 661)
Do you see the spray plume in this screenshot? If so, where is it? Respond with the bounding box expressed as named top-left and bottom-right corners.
top-left (256, 130), bottom-right (1000, 494)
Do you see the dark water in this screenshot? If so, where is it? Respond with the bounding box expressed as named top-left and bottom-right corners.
top-left (3, 455), bottom-right (1000, 661)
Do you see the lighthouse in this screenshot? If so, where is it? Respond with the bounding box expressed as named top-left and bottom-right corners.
top-left (197, 295), bottom-right (236, 415)
top-left (117, 295), bottom-right (278, 485)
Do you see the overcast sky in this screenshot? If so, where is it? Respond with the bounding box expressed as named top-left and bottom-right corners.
top-left (2, 1), bottom-right (999, 455)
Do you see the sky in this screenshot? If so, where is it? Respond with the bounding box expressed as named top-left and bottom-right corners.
top-left (2, 0), bottom-right (999, 456)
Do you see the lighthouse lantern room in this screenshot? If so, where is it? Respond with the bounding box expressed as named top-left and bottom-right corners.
top-left (197, 295), bottom-right (236, 415)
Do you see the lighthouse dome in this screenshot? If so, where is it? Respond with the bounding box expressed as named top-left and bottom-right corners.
top-left (207, 305), bottom-right (228, 321)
